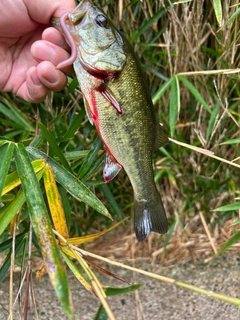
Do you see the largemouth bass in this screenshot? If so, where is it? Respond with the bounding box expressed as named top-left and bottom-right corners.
top-left (53, 0), bottom-right (169, 241)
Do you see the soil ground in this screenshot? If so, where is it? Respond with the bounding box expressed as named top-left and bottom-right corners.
top-left (0, 254), bottom-right (240, 320)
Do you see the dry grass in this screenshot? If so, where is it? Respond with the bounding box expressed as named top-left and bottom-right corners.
top-left (85, 0), bottom-right (240, 264)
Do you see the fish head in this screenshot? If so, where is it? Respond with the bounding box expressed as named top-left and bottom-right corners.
top-left (68, 0), bottom-right (126, 78)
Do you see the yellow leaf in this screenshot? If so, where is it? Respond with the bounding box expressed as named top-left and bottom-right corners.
top-left (44, 164), bottom-right (69, 239)
top-left (2, 159), bottom-right (45, 195)
top-left (67, 217), bottom-right (129, 245)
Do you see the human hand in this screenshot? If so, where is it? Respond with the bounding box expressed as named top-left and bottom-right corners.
top-left (0, 0), bottom-right (76, 103)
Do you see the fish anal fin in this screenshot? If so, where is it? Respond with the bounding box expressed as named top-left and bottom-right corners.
top-left (97, 82), bottom-right (122, 114)
top-left (103, 152), bottom-right (122, 182)
top-left (154, 124), bottom-right (169, 151)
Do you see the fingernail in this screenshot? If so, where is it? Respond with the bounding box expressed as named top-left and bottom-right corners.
top-left (34, 42), bottom-right (57, 62)
top-left (47, 69), bottom-right (59, 83)
top-left (29, 69), bottom-right (41, 86)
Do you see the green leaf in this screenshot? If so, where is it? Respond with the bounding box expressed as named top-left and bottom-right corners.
top-left (130, 8), bottom-right (166, 41)
top-left (214, 202), bottom-right (240, 212)
top-left (0, 167), bottom-right (44, 237)
top-left (152, 78), bottom-right (174, 105)
top-left (0, 232), bottom-right (27, 253)
top-left (218, 230), bottom-right (240, 255)
top-left (0, 99), bottom-right (33, 130)
top-left (14, 143), bottom-right (75, 320)
top-left (27, 147), bottom-right (112, 220)
top-left (38, 121), bottom-right (72, 173)
top-left (179, 76), bottom-right (212, 114)
top-left (98, 184), bottom-right (124, 219)
top-left (78, 136), bottom-right (103, 179)
top-left (94, 305), bottom-right (108, 320)
top-left (213, 0), bottom-right (222, 27)
top-left (206, 101), bottom-right (221, 140)
top-left (221, 138), bottom-right (240, 145)
top-left (63, 108), bottom-right (85, 141)
top-left (0, 235), bottom-right (26, 283)
top-left (225, 7), bottom-right (240, 26)
top-left (0, 142), bottom-right (14, 201)
top-left (169, 76), bottom-right (180, 137)
top-left (81, 153), bottom-right (105, 183)
top-left (104, 284), bottom-right (143, 296)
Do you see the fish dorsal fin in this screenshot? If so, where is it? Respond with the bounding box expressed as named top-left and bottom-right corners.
top-left (154, 124), bottom-right (169, 151)
top-left (103, 152), bottom-right (122, 182)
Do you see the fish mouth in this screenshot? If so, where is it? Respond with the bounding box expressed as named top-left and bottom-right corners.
top-left (78, 49), bottom-right (122, 80)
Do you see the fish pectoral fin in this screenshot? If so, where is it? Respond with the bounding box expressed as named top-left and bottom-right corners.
top-left (97, 82), bottom-right (122, 114)
top-left (83, 95), bottom-right (94, 125)
top-left (103, 152), bottom-right (122, 182)
top-left (154, 124), bottom-right (169, 151)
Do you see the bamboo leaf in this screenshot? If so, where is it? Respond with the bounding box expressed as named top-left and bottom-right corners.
top-left (218, 231), bottom-right (240, 255)
top-left (225, 7), bottom-right (240, 26)
top-left (213, 0), bottom-right (222, 27)
top-left (0, 99), bottom-right (33, 130)
top-left (179, 76), bottom-right (212, 114)
top-left (98, 184), bottom-right (124, 219)
top-left (130, 8), bottom-right (166, 41)
top-left (27, 147), bottom-right (112, 220)
top-left (14, 143), bottom-right (75, 320)
top-left (169, 76), bottom-right (180, 137)
top-left (2, 159), bottom-right (45, 196)
top-left (0, 168), bottom-right (45, 236)
top-left (67, 218), bottom-right (128, 245)
top-left (214, 202), bottom-right (240, 212)
top-left (0, 142), bottom-right (14, 201)
top-left (63, 108), bottom-right (85, 140)
top-left (44, 164), bottom-right (69, 239)
top-left (152, 78), bottom-right (173, 105)
top-left (206, 101), bottom-right (221, 140)
top-left (0, 235), bottom-right (26, 283)
top-left (81, 153), bottom-right (105, 183)
top-left (61, 250), bottom-right (94, 294)
top-left (104, 284), bottom-right (143, 296)
top-left (78, 136), bottom-right (103, 179)
top-left (221, 138), bottom-right (240, 145)
top-left (38, 121), bottom-right (72, 172)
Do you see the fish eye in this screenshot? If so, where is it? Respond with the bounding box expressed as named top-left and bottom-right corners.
top-left (95, 15), bottom-right (108, 28)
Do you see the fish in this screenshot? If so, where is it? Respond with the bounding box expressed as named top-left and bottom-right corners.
top-left (52, 0), bottom-right (169, 241)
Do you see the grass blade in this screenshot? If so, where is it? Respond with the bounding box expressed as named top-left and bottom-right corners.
top-left (38, 121), bottom-right (72, 172)
top-left (169, 76), bottom-right (180, 137)
top-left (213, 202), bottom-right (240, 212)
top-left (152, 78), bottom-right (173, 105)
top-left (0, 98), bottom-right (33, 130)
top-left (225, 7), bottom-right (240, 25)
top-left (218, 231), bottom-right (240, 255)
top-left (179, 76), bottom-right (212, 114)
top-left (78, 135), bottom-right (103, 179)
top-left (104, 284), bottom-right (143, 296)
top-left (0, 142), bottom-right (14, 201)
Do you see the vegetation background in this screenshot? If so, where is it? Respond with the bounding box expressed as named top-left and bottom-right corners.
top-left (0, 0), bottom-right (239, 319)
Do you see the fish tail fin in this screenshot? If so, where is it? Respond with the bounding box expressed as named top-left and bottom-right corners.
top-left (134, 196), bottom-right (168, 242)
